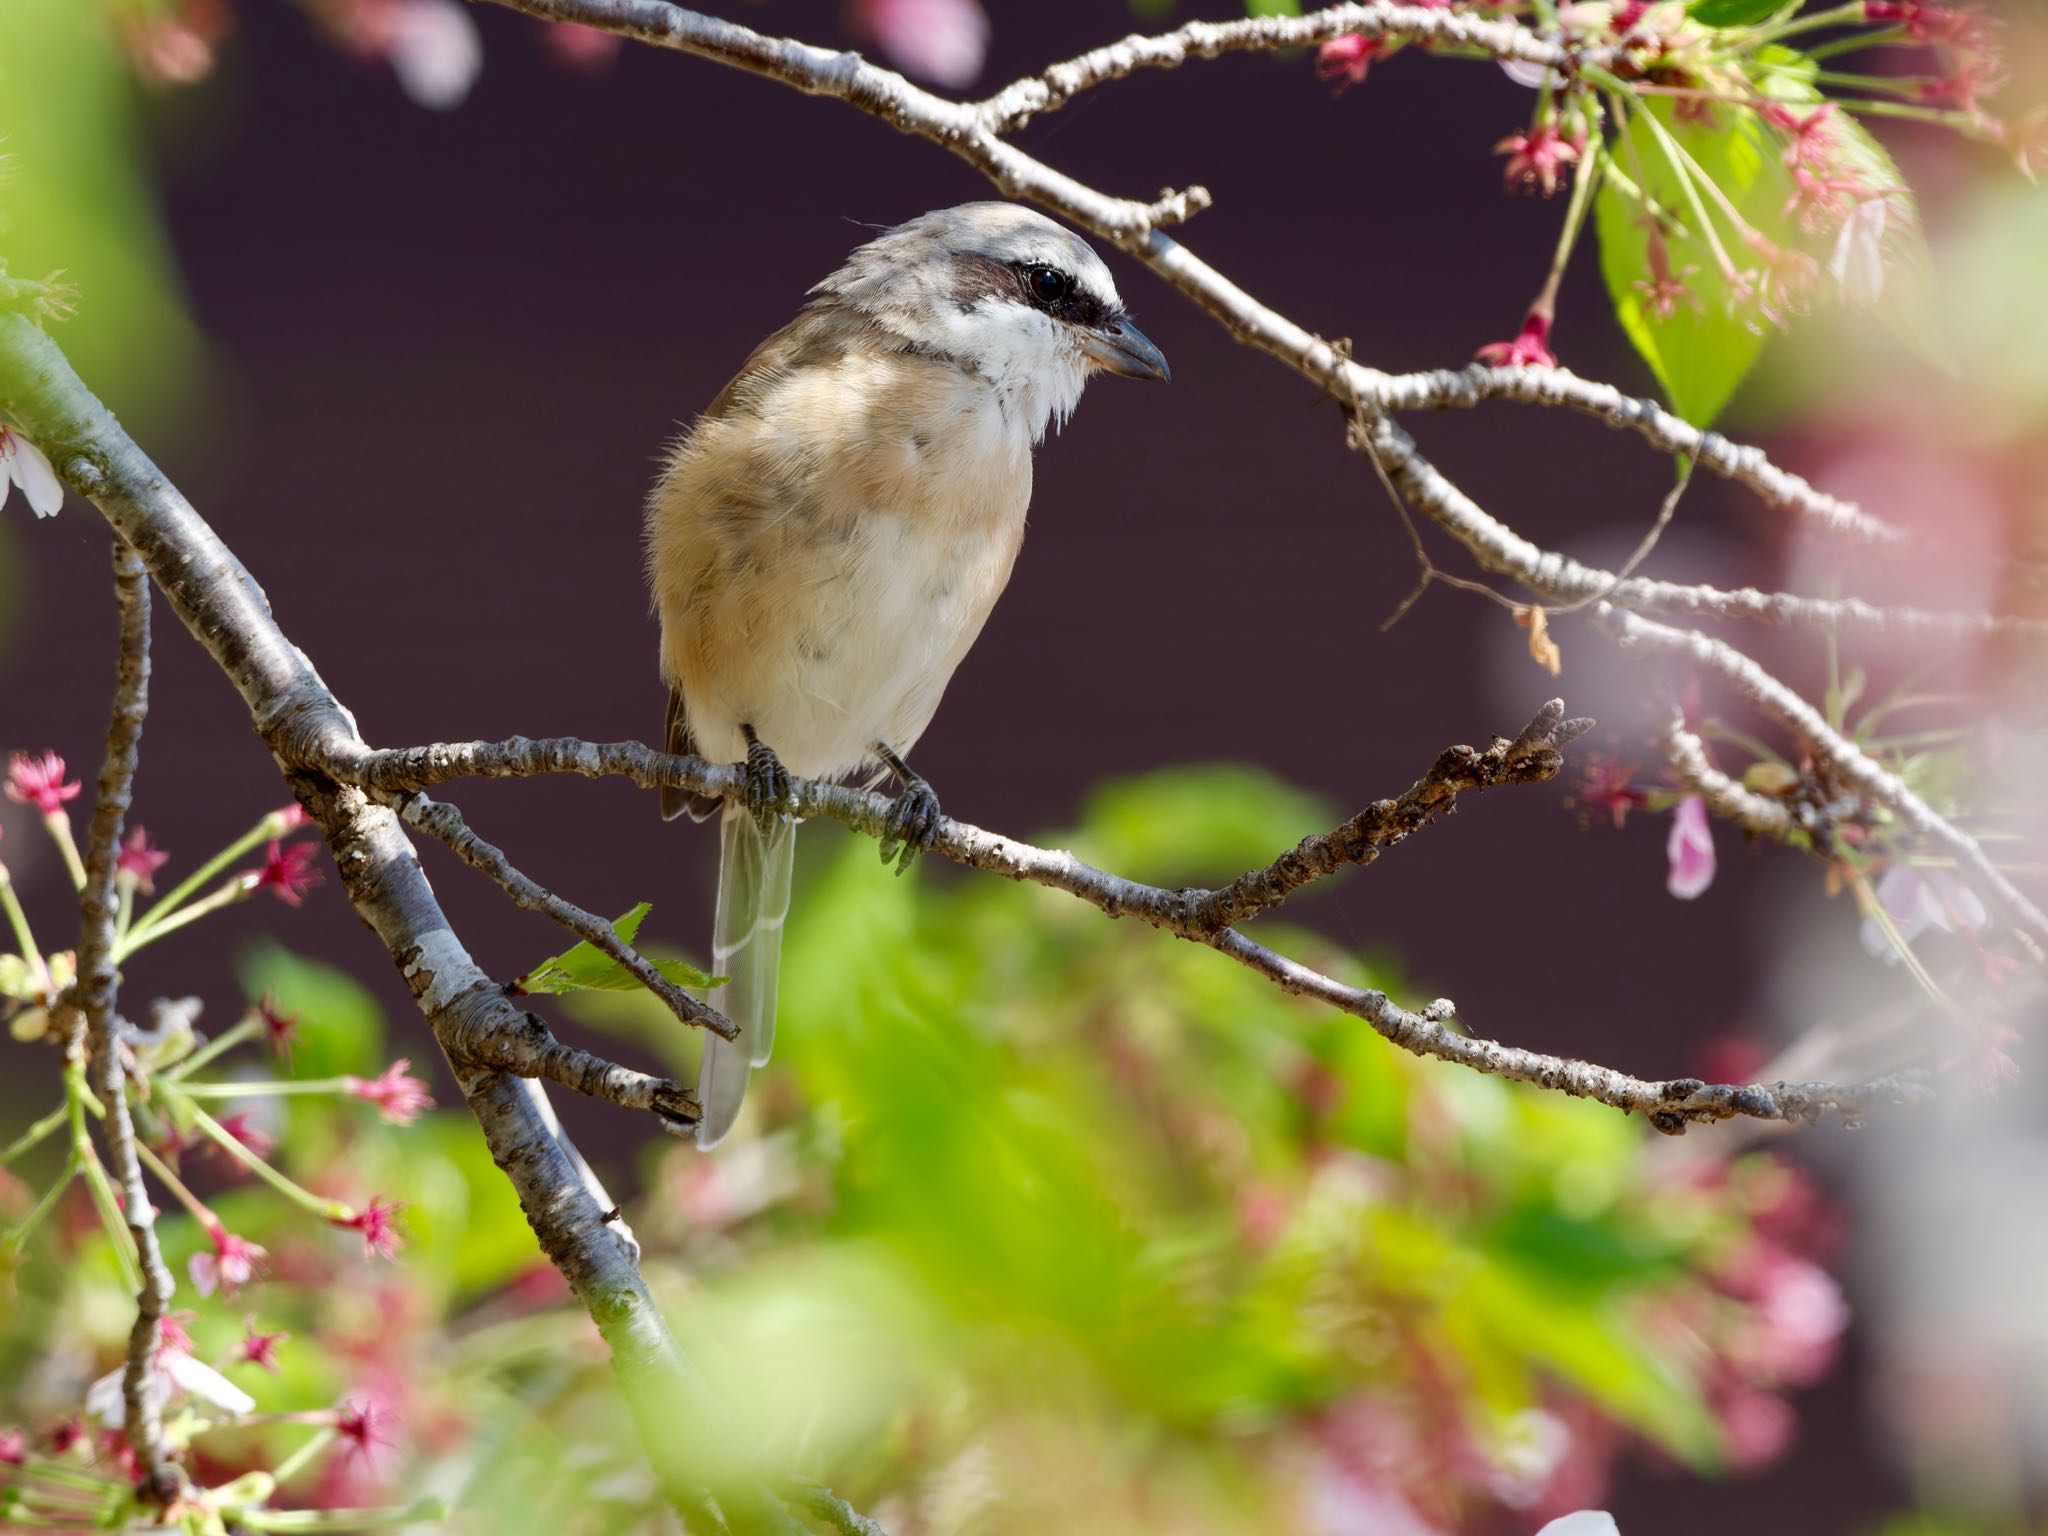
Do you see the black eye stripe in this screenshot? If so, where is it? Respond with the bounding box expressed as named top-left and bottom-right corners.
top-left (1005, 259), bottom-right (1107, 327)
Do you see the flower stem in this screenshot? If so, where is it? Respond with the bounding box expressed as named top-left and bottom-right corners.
top-left (162, 1014), bottom-right (262, 1083)
top-left (115, 878), bottom-right (251, 961)
top-left (1631, 100), bottom-right (1745, 276)
top-left (267, 1427), bottom-right (336, 1488)
top-left (177, 1077), bottom-right (351, 1100)
top-left (1815, 68), bottom-right (1936, 93)
top-left (133, 1138), bottom-right (218, 1226)
top-left (0, 867), bottom-right (46, 983)
top-left (1751, 2), bottom-right (1868, 46)
top-left (43, 811), bottom-right (87, 893)
top-left (0, 1153), bottom-right (77, 1254)
top-left (1, 1100), bottom-right (69, 1165)
top-left (114, 880), bottom-right (135, 945)
top-left (127, 818), bottom-right (276, 942)
top-left (176, 1096), bottom-right (350, 1220)
top-left (65, 1057), bottom-right (140, 1293)
top-left (1533, 128), bottom-right (1605, 316)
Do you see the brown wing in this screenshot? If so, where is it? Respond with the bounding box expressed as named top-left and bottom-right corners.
top-left (660, 685), bottom-right (721, 823)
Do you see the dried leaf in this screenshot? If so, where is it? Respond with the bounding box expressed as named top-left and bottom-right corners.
top-left (1515, 604), bottom-right (1563, 676)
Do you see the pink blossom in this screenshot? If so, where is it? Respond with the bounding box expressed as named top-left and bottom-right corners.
top-left (5, 752), bottom-right (81, 815)
top-left (1723, 1251), bottom-right (1849, 1386)
top-left (251, 839), bottom-right (323, 906)
top-left (542, 21), bottom-right (621, 70)
top-left (236, 1322), bottom-right (289, 1372)
top-left (256, 992), bottom-right (300, 1059)
top-left (1713, 1382), bottom-right (1796, 1471)
top-left (1316, 35), bottom-right (1381, 93)
top-left (210, 1112), bottom-right (276, 1161)
top-left (1570, 758), bottom-right (1649, 830)
top-left (1611, 1), bottom-right (1649, 28)
top-left (0, 1427), bottom-right (24, 1465)
top-left (386, 0), bottom-right (482, 109)
top-left (1918, 46), bottom-right (2006, 110)
top-left (0, 423), bottom-right (64, 519)
top-left (115, 827), bottom-right (170, 893)
top-left (1665, 795), bottom-right (1715, 900)
top-left (1496, 124), bottom-right (1582, 197)
top-left (344, 1060), bottom-right (435, 1125)
top-left (335, 1395), bottom-right (397, 1466)
top-left (848, 0), bottom-right (989, 89)
top-left (1631, 226), bottom-right (1699, 322)
top-left (1865, 1), bottom-right (1989, 46)
top-left (1783, 165), bottom-right (1861, 232)
top-left (190, 1223), bottom-right (267, 1297)
top-left (1860, 865), bottom-right (1987, 961)
top-left (155, 1310), bottom-right (197, 1361)
top-left (115, 0), bottom-right (232, 85)
top-left (335, 1197), bottom-right (405, 1260)
top-left (1759, 102), bottom-right (1836, 172)
top-left (1476, 310), bottom-right (1558, 369)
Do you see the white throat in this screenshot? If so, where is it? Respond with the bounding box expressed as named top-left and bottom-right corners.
top-left (929, 296), bottom-right (1092, 445)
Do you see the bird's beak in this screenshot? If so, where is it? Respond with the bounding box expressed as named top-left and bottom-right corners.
top-left (1079, 316), bottom-right (1170, 382)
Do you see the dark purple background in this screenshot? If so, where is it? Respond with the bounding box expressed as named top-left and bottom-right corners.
top-left (1, 3), bottom-right (1911, 1526)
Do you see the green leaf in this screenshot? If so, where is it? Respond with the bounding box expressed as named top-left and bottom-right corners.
top-left (517, 902), bottom-right (716, 994)
top-left (1595, 103), bottom-right (1792, 425)
top-left (1688, 0), bottom-right (1786, 26)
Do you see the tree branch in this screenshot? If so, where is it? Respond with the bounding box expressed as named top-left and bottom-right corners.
top-left (0, 312), bottom-right (728, 1512)
top-left (1604, 608), bottom-right (2048, 948)
top-left (311, 717), bottom-right (1930, 1131)
top-left (1355, 412), bottom-right (2041, 640)
top-left (74, 538), bottom-right (181, 1507)
top-left (974, 1), bottom-right (1586, 133)
top-left (1180, 699), bottom-right (1592, 933)
top-left (1655, 693), bottom-right (1795, 841)
top-left (1374, 361), bottom-right (1904, 547)
top-left (392, 790), bottom-right (738, 1045)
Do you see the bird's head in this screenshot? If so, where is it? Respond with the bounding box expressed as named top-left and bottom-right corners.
top-left (813, 202), bottom-right (1169, 441)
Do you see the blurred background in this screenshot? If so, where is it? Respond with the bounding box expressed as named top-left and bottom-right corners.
top-left (2, 0), bottom-right (2045, 1531)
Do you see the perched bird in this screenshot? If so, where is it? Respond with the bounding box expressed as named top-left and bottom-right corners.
top-left (646, 202), bottom-right (1169, 1147)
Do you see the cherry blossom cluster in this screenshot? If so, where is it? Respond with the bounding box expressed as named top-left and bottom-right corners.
top-left (105, 0), bottom-right (997, 109)
top-left (1314, 1), bottom-right (2038, 372)
top-left (0, 748), bottom-right (436, 1526)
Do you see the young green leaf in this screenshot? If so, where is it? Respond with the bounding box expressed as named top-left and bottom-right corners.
top-left (1688, 0), bottom-right (1788, 27)
top-left (1595, 100), bottom-right (1794, 425)
top-left (516, 902), bottom-right (717, 995)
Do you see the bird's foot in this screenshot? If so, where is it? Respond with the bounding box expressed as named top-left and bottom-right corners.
top-left (875, 742), bottom-right (942, 875)
top-left (741, 726), bottom-right (794, 833)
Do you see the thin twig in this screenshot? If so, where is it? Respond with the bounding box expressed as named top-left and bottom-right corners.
top-left (75, 538), bottom-right (181, 1508)
top-left (1605, 608), bottom-right (2048, 947)
top-left (789, 1484), bottom-right (892, 1536)
top-left (973, 1), bottom-right (1590, 132)
top-left (321, 723), bottom-right (1928, 1131)
top-left (1655, 691), bottom-right (1795, 840)
top-left (1181, 701), bottom-right (1592, 932)
top-left (1373, 361), bottom-right (1903, 546)
top-left (1549, 453), bottom-right (1697, 617)
top-left (393, 791), bottom-right (739, 1043)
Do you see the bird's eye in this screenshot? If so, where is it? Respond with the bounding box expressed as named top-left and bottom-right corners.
top-left (1026, 266), bottom-right (1071, 305)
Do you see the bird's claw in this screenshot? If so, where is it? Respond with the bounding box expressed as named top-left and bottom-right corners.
top-left (743, 732), bottom-right (793, 833)
top-left (879, 775), bottom-right (942, 875)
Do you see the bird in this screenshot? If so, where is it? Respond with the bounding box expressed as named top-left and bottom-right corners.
top-left (645, 201), bottom-right (1169, 1148)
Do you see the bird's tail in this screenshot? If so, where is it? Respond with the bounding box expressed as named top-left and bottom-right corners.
top-left (696, 800), bottom-right (796, 1148)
